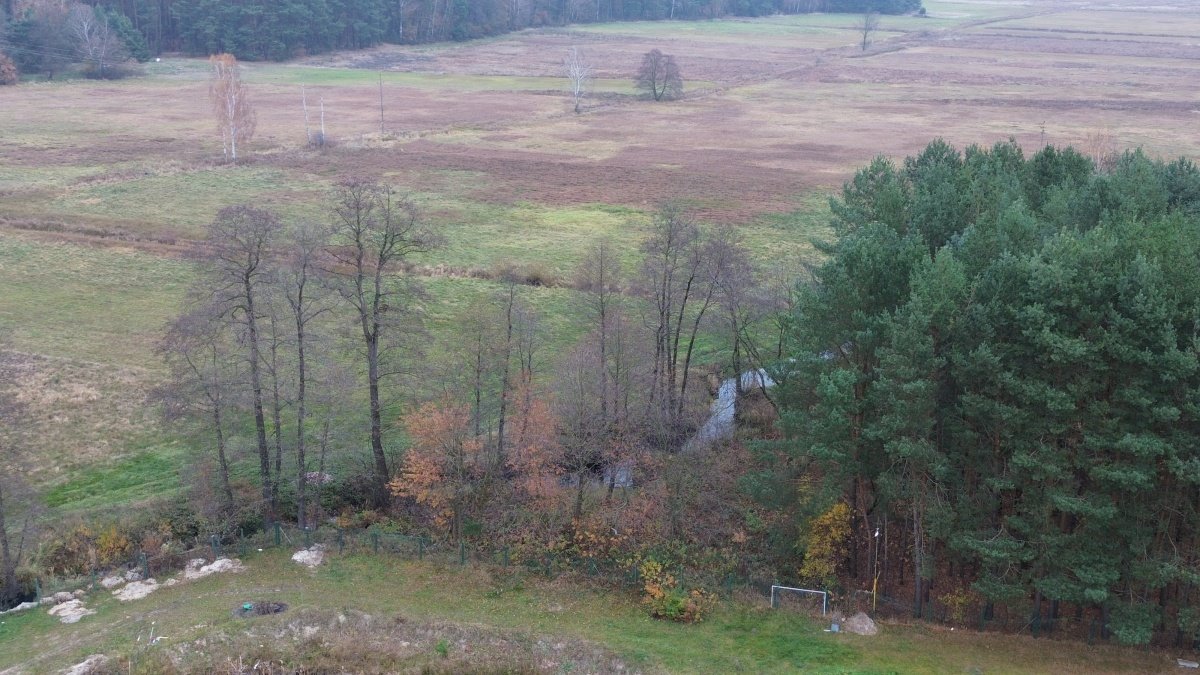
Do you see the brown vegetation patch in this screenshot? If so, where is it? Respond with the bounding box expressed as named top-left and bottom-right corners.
top-left (137, 609), bottom-right (630, 674)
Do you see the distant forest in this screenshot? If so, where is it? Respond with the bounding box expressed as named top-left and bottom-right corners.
top-left (6, 0), bottom-right (922, 61)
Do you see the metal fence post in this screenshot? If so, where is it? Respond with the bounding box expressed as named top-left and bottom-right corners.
top-left (35, 578), bottom-right (42, 606)
top-left (503, 546), bottom-right (509, 569)
top-left (274, 522), bottom-right (282, 546)
top-left (459, 541), bottom-right (466, 565)
top-left (304, 527), bottom-right (311, 549)
top-left (337, 529), bottom-right (345, 555)
top-left (418, 538), bottom-right (424, 561)
top-left (372, 532), bottom-right (380, 555)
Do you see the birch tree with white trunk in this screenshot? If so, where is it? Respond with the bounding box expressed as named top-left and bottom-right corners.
top-left (564, 46), bottom-right (593, 114)
top-left (209, 53), bottom-right (256, 162)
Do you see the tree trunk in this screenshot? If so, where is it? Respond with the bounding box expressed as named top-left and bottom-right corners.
top-left (212, 399), bottom-right (234, 514)
top-left (912, 501), bottom-right (924, 619)
top-left (244, 277), bottom-right (274, 520)
top-left (496, 287), bottom-right (515, 468)
top-left (270, 330), bottom-right (284, 515)
top-left (0, 481), bottom-right (15, 606)
top-left (295, 317), bottom-right (308, 529)
top-left (366, 333), bottom-right (389, 499)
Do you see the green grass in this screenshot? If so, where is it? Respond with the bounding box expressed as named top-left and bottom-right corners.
top-left (0, 234), bottom-right (188, 365)
top-left (0, 549), bottom-right (1172, 673)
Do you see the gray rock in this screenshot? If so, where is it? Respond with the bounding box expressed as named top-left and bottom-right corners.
top-left (842, 611), bottom-right (879, 636)
top-left (61, 654), bottom-right (108, 675)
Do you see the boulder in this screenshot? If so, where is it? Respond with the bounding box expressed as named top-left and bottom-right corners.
top-left (99, 575), bottom-right (124, 589)
top-left (123, 569), bottom-right (143, 583)
top-left (48, 600), bottom-right (95, 624)
top-left (184, 558), bottom-right (245, 580)
top-left (113, 579), bottom-right (158, 602)
top-left (292, 545), bottom-right (325, 569)
top-left (49, 591), bottom-right (75, 605)
top-left (842, 612), bottom-right (879, 636)
top-left (61, 654), bottom-right (109, 675)
top-left (0, 601), bottom-right (38, 615)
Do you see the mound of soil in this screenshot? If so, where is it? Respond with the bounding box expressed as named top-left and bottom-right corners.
top-left (235, 601), bottom-right (289, 618)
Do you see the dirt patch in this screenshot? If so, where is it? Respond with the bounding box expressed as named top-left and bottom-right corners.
top-left (235, 601), bottom-right (289, 618)
top-left (144, 608), bottom-right (630, 674)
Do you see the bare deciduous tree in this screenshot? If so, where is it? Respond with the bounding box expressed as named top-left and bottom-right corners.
top-left (199, 205), bottom-right (281, 519)
top-left (637, 203), bottom-right (720, 447)
top-left (635, 48), bottom-right (683, 102)
top-left (277, 221), bottom-right (332, 528)
top-left (0, 347), bottom-right (36, 608)
top-left (859, 11), bottom-right (880, 52)
top-left (327, 179), bottom-right (439, 503)
top-left (68, 4), bottom-right (128, 78)
top-left (576, 238), bottom-right (622, 427)
top-left (158, 303), bottom-right (239, 515)
top-left (564, 46), bottom-right (593, 114)
top-left (209, 53), bottom-right (256, 162)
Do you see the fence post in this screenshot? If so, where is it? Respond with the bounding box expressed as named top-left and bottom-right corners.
top-left (503, 546), bottom-right (509, 569)
top-left (372, 532), bottom-right (380, 555)
top-left (35, 578), bottom-right (42, 606)
top-left (91, 569), bottom-right (97, 592)
top-left (274, 522), bottom-right (282, 546)
top-left (140, 552), bottom-right (150, 580)
top-left (418, 538), bottom-right (425, 561)
top-left (304, 527), bottom-right (311, 549)
top-left (239, 529), bottom-right (247, 558)
top-left (337, 529), bottom-right (345, 555)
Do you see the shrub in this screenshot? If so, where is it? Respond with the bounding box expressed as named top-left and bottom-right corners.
top-left (0, 52), bottom-right (18, 85)
top-left (39, 524), bottom-right (96, 576)
top-left (799, 502), bottom-right (851, 587)
top-left (96, 524), bottom-right (133, 567)
top-left (639, 558), bottom-right (715, 623)
top-left (937, 585), bottom-right (978, 624)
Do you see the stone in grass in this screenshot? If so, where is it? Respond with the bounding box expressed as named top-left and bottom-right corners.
top-left (99, 575), bottom-right (125, 590)
top-left (292, 545), bottom-right (325, 569)
top-left (62, 654), bottom-right (109, 675)
top-left (113, 579), bottom-right (159, 602)
top-left (184, 558), bottom-right (246, 581)
top-left (48, 599), bottom-right (96, 624)
top-left (841, 612), bottom-right (879, 636)
top-left (49, 591), bottom-right (75, 605)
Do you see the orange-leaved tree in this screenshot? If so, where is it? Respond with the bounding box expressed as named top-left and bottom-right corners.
top-left (390, 399), bottom-right (480, 539)
top-left (505, 383), bottom-right (564, 511)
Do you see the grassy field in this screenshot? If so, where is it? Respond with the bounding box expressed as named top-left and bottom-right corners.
top-left (0, 549), bottom-right (1177, 673)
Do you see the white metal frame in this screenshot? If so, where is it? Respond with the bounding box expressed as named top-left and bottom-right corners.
top-left (770, 585), bottom-right (828, 615)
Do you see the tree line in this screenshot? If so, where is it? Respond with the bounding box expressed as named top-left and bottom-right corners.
top-left (771, 139), bottom-right (1200, 645)
top-left (154, 180), bottom-right (786, 564)
top-left (3, 0), bottom-right (921, 64)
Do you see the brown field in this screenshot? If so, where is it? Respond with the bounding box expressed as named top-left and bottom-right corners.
top-left (4, 0), bottom-right (1200, 244)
